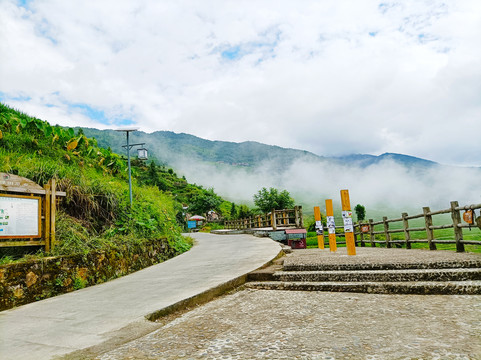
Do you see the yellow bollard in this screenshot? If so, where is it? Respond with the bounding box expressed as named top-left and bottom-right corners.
top-left (325, 199), bottom-right (337, 252)
top-left (340, 189), bottom-right (356, 256)
top-left (313, 206), bottom-right (325, 249)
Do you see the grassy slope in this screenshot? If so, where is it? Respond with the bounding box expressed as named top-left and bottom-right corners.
top-left (0, 103), bottom-right (201, 260)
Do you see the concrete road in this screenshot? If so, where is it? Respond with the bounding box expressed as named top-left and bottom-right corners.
top-left (0, 233), bottom-right (281, 360)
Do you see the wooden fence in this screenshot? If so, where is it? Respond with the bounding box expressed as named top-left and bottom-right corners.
top-left (326, 201), bottom-right (481, 252)
top-left (224, 206), bottom-right (303, 231)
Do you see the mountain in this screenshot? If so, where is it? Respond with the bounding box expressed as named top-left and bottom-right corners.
top-left (77, 127), bottom-right (480, 210)
top-left (78, 128), bottom-right (435, 170)
top-left (331, 153), bottom-right (438, 168)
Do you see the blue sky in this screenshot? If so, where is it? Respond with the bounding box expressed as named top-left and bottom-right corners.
top-left (1, 0), bottom-right (480, 166)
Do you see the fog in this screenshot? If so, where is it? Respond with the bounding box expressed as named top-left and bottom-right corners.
top-left (174, 158), bottom-right (481, 216)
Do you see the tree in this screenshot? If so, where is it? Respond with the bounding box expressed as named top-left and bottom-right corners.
top-left (230, 202), bottom-right (237, 218)
top-left (238, 204), bottom-right (253, 219)
top-left (354, 204), bottom-right (366, 222)
top-left (253, 187), bottom-right (295, 213)
top-left (188, 189), bottom-right (222, 215)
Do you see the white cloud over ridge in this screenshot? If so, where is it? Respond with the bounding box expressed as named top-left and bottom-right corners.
top-left (1, 0), bottom-right (480, 166)
top-left (174, 157), bottom-right (481, 215)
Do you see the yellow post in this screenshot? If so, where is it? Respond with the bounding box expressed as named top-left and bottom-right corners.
top-left (325, 199), bottom-right (337, 252)
top-left (340, 189), bottom-right (356, 256)
top-left (313, 206), bottom-right (325, 249)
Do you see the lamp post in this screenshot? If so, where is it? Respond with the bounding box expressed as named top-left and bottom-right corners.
top-left (115, 128), bottom-right (148, 207)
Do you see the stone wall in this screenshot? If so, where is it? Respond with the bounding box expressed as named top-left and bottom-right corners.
top-left (0, 238), bottom-right (180, 311)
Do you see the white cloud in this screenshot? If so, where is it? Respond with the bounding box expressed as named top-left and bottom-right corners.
top-left (0, 0), bottom-right (480, 165)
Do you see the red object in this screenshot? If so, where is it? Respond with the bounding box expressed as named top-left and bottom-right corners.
top-left (463, 210), bottom-right (473, 224)
top-left (288, 238), bottom-right (306, 249)
top-left (285, 228), bottom-right (307, 249)
top-left (361, 225), bottom-right (370, 233)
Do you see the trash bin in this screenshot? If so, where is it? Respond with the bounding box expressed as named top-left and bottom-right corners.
top-left (285, 229), bottom-right (307, 249)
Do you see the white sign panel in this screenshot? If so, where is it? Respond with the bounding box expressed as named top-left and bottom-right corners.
top-left (343, 214), bottom-right (354, 233)
top-left (326, 216), bottom-right (336, 234)
top-left (0, 196), bottom-right (40, 237)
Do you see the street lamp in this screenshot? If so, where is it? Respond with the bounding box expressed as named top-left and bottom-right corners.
top-left (115, 128), bottom-right (148, 207)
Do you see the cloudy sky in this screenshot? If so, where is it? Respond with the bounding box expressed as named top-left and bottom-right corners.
top-left (1, 0), bottom-right (480, 166)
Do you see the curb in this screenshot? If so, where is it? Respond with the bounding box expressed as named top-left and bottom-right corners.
top-left (145, 247), bottom-right (285, 322)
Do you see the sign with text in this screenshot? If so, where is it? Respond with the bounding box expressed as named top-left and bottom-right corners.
top-left (0, 194), bottom-right (41, 238)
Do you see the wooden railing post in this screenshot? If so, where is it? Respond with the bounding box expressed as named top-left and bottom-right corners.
top-left (423, 207), bottom-right (436, 250)
top-left (294, 206), bottom-right (300, 227)
top-left (368, 219), bottom-right (375, 247)
top-left (450, 201), bottom-right (464, 252)
top-left (43, 182), bottom-right (51, 252)
top-left (271, 209), bottom-right (277, 231)
top-left (358, 223), bottom-right (365, 247)
top-left (383, 216), bottom-right (391, 248)
top-left (402, 212), bottom-right (411, 249)
top-left (298, 206), bottom-right (303, 228)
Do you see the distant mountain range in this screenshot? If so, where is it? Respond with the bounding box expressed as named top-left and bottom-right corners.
top-left (78, 127), bottom-right (481, 208)
top-left (78, 127), bottom-right (439, 170)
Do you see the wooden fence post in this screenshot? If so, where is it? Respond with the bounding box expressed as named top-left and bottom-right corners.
top-left (423, 207), bottom-right (436, 250)
top-left (358, 223), bottom-right (365, 247)
top-left (50, 178), bottom-right (56, 251)
top-left (295, 206), bottom-right (300, 227)
top-left (402, 212), bottom-right (411, 249)
top-left (43, 183), bottom-right (51, 252)
top-left (383, 216), bottom-right (391, 248)
top-left (271, 209), bottom-right (277, 231)
top-left (298, 206), bottom-right (303, 228)
top-left (450, 201), bottom-right (464, 253)
top-left (368, 219), bottom-right (375, 247)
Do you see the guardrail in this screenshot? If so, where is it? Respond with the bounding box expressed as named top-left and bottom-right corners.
top-left (326, 201), bottom-right (480, 252)
top-left (224, 206), bottom-right (303, 231)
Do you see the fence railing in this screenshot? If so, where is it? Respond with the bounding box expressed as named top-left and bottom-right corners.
top-left (327, 201), bottom-right (480, 252)
top-left (224, 206), bottom-right (303, 231)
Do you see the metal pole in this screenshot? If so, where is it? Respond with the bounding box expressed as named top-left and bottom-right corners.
top-left (127, 131), bottom-right (133, 207)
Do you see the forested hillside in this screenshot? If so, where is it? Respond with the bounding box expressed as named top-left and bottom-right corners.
top-left (0, 103), bottom-right (232, 260)
top-left (79, 127), bottom-right (441, 171)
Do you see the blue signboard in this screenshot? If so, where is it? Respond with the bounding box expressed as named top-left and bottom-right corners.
top-left (187, 221), bottom-right (197, 229)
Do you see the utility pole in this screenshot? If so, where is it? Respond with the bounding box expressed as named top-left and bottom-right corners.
top-left (115, 128), bottom-right (148, 208)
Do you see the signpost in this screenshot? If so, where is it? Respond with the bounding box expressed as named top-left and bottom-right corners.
top-left (340, 189), bottom-right (356, 256)
top-left (0, 173), bottom-right (65, 251)
top-left (313, 206), bottom-right (325, 249)
top-left (0, 195), bottom-right (41, 237)
top-left (325, 199), bottom-right (337, 252)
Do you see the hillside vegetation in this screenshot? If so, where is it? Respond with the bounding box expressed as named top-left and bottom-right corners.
top-left (0, 103), bottom-right (232, 260)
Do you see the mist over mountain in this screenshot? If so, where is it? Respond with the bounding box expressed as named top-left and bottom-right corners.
top-left (80, 128), bottom-right (481, 213)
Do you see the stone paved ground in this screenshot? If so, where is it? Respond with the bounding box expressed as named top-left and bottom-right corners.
top-left (94, 288), bottom-right (481, 360)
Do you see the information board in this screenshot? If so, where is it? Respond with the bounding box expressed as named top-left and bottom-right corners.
top-left (0, 194), bottom-right (41, 238)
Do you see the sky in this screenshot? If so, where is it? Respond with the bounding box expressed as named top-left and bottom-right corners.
top-left (1, 0), bottom-right (481, 166)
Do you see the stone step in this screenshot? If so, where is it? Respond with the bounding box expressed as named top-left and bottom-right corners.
top-left (273, 268), bottom-right (481, 283)
top-left (246, 280), bottom-right (481, 295)
top-left (247, 264), bottom-right (283, 282)
top-left (282, 260), bottom-right (481, 272)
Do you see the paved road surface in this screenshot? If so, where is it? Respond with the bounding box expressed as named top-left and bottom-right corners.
top-left (0, 233), bottom-right (281, 360)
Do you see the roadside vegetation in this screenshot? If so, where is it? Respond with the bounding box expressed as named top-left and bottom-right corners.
top-left (0, 103), bottom-right (233, 263)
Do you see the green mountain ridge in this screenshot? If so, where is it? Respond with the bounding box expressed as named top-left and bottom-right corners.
top-left (79, 127), bottom-right (438, 170)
